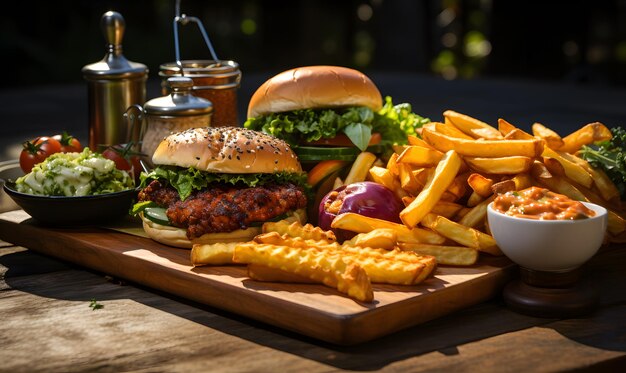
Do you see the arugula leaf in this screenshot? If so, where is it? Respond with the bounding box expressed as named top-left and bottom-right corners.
top-left (579, 126), bottom-right (626, 199)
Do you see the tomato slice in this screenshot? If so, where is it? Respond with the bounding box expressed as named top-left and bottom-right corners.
top-left (296, 144), bottom-right (386, 162)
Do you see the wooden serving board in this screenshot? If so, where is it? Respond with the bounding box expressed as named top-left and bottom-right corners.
top-left (0, 210), bottom-right (516, 345)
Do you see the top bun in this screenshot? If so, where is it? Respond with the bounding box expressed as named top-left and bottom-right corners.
top-left (152, 127), bottom-right (302, 174)
top-left (247, 65), bottom-right (383, 118)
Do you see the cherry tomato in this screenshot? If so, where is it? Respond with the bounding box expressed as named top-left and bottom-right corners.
top-left (52, 132), bottom-right (83, 153)
top-left (19, 136), bottom-right (63, 173)
top-left (102, 143), bottom-right (143, 183)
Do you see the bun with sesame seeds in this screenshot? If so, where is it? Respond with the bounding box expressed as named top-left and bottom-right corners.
top-left (134, 126), bottom-right (309, 248)
top-left (151, 127), bottom-right (303, 174)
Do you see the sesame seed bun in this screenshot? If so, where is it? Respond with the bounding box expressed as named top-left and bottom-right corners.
top-left (247, 65), bottom-right (383, 118)
top-left (151, 126), bottom-right (302, 174)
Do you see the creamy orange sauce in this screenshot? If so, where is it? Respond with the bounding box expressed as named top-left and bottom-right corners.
top-left (493, 186), bottom-right (595, 220)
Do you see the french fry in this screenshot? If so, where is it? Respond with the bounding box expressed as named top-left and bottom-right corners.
top-left (393, 145), bottom-right (409, 154)
top-left (532, 122), bottom-right (564, 149)
top-left (413, 167), bottom-right (433, 190)
top-left (458, 195), bottom-right (496, 228)
top-left (542, 147), bottom-right (593, 188)
top-left (262, 220), bottom-right (336, 243)
top-left (344, 152), bottom-right (377, 185)
top-left (467, 191), bottom-right (484, 207)
top-left (467, 173), bottom-right (494, 198)
top-left (248, 264), bottom-right (315, 283)
top-left (559, 151), bottom-right (620, 201)
top-left (386, 153), bottom-right (400, 177)
top-left (344, 229), bottom-right (397, 250)
top-left (443, 110), bottom-right (503, 139)
top-left (491, 179), bottom-right (516, 195)
top-left (504, 128), bottom-right (535, 140)
top-left (607, 211), bottom-right (626, 236)
top-left (401, 150), bottom-right (462, 227)
top-left (464, 156), bottom-right (532, 175)
top-left (543, 157), bottom-right (566, 177)
top-left (331, 212), bottom-right (446, 245)
top-left (421, 214), bottom-right (502, 256)
top-left (433, 121), bottom-right (475, 140)
top-left (534, 174), bottom-right (588, 202)
top-left (431, 201), bottom-right (464, 219)
top-left (422, 126), bottom-right (543, 157)
top-left (253, 233), bottom-right (436, 285)
top-left (397, 145), bottom-right (444, 167)
top-left (408, 134), bottom-right (438, 149)
top-left (497, 118), bottom-right (523, 136)
top-left (530, 160), bottom-right (553, 180)
top-left (511, 173), bottom-right (533, 191)
top-left (559, 122), bottom-right (612, 153)
top-left (191, 242), bottom-right (239, 266)
top-left (398, 164), bottom-right (421, 195)
top-left (398, 243), bottom-right (478, 266)
top-left (233, 243), bottom-right (374, 302)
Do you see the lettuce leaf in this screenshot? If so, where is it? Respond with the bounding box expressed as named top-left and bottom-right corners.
top-left (243, 96), bottom-right (429, 151)
top-left (140, 166), bottom-right (309, 201)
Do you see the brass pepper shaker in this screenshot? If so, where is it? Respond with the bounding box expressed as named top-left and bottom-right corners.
top-left (140, 76), bottom-right (213, 158)
top-left (82, 11), bottom-right (148, 151)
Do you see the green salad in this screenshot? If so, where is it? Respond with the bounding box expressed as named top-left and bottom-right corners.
top-left (15, 148), bottom-right (134, 196)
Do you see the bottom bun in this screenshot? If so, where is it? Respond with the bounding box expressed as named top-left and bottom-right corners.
top-left (140, 209), bottom-right (308, 249)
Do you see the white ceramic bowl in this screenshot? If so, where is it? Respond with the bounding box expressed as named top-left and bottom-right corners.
top-left (487, 202), bottom-right (607, 272)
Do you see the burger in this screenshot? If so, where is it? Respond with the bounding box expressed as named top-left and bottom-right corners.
top-left (244, 65), bottom-right (429, 164)
top-left (133, 126), bottom-right (308, 248)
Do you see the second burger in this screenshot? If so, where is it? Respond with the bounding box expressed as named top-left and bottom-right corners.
top-left (133, 127), bottom-right (308, 248)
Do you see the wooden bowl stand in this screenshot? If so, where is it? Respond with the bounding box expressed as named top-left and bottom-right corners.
top-left (503, 266), bottom-right (598, 318)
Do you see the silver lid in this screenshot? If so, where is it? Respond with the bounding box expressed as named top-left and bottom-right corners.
top-left (82, 11), bottom-right (148, 80)
top-left (144, 77), bottom-right (213, 116)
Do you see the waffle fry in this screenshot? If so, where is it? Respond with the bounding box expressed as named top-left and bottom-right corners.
top-left (398, 243), bottom-right (478, 266)
top-left (191, 242), bottom-right (239, 266)
top-left (247, 264), bottom-right (315, 283)
top-left (262, 220), bottom-right (336, 243)
top-left (253, 232), bottom-right (437, 285)
top-left (233, 243), bottom-right (374, 302)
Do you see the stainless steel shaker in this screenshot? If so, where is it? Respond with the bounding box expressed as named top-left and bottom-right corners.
top-left (82, 11), bottom-right (148, 151)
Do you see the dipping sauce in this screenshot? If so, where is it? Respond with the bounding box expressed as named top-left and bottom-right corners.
top-left (493, 186), bottom-right (595, 220)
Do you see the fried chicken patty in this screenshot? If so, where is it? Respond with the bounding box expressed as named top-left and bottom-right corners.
top-left (138, 180), bottom-right (307, 238)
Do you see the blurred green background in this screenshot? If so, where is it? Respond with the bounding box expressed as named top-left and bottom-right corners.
top-left (3, 0), bottom-right (626, 87)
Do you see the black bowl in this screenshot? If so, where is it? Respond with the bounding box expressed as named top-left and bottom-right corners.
top-left (2, 181), bottom-right (139, 226)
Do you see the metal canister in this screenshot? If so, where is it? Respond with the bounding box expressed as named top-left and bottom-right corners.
top-left (140, 77), bottom-right (213, 158)
top-left (82, 11), bottom-right (148, 151)
top-left (159, 60), bottom-right (241, 127)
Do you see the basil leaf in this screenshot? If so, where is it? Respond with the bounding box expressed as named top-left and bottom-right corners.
top-left (343, 122), bottom-right (371, 151)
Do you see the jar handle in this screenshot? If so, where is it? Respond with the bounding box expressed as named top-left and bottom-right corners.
top-left (123, 104), bottom-right (145, 152)
top-left (172, 0), bottom-right (220, 76)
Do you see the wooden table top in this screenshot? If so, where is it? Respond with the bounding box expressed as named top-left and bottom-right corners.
top-left (2, 75), bottom-right (626, 371)
top-left (1, 236), bottom-right (625, 371)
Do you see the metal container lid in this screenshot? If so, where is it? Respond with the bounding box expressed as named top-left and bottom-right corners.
top-left (144, 77), bottom-right (213, 116)
top-left (82, 11), bottom-right (148, 80)
top-left (159, 60), bottom-right (241, 89)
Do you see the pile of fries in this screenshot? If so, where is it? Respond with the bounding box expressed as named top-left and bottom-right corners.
top-left (367, 110), bottom-right (625, 254)
top-left (191, 220), bottom-right (437, 302)
top-left (190, 110), bottom-right (626, 303)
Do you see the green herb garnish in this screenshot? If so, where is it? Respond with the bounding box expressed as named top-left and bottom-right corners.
top-left (89, 299), bottom-right (104, 310)
top-left (579, 126), bottom-right (626, 199)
